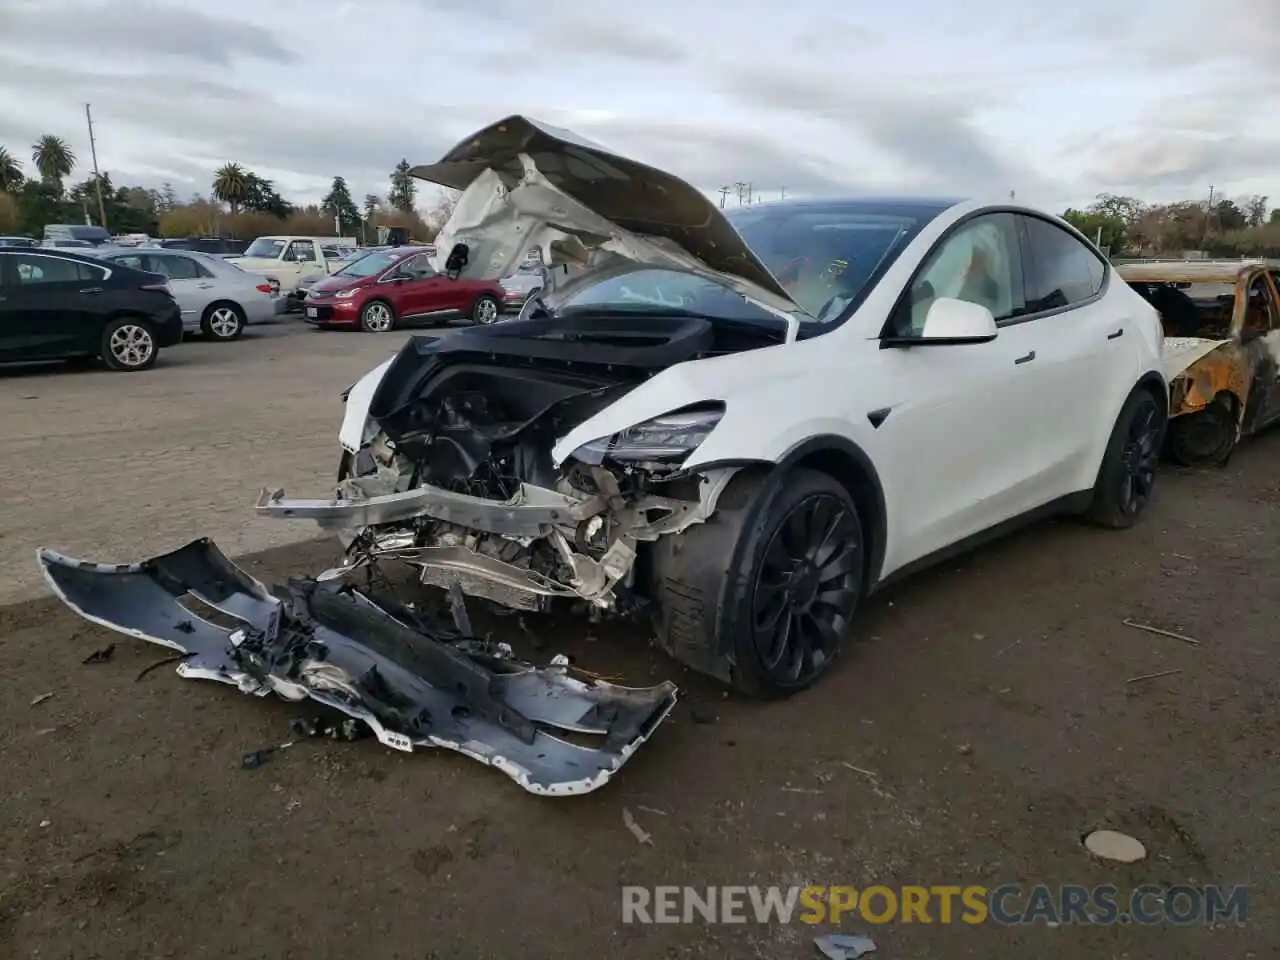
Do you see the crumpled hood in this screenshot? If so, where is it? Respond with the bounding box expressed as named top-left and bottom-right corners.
top-left (1162, 336), bottom-right (1230, 380)
top-left (410, 115), bottom-right (802, 319)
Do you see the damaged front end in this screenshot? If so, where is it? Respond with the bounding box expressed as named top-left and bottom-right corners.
top-left (37, 539), bottom-right (676, 796)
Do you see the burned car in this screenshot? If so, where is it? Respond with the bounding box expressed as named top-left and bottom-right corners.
top-left (1120, 260), bottom-right (1280, 464)
top-left (255, 115), bottom-right (1168, 698)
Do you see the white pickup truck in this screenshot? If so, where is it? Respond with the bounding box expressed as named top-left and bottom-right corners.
top-left (227, 236), bottom-right (357, 299)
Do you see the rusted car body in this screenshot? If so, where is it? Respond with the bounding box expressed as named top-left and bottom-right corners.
top-left (1118, 260), bottom-right (1280, 463)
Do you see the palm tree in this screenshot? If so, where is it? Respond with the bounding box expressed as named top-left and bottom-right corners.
top-left (212, 163), bottom-right (250, 216)
top-left (31, 135), bottom-right (75, 194)
top-left (0, 147), bottom-right (22, 192)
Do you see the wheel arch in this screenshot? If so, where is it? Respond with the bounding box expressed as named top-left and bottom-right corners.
top-left (776, 436), bottom-right (888, 594)
top-left (698, 434), bottom-right (888, 594)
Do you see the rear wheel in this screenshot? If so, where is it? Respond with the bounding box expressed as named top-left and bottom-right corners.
top-left (1085, 389), bottom-right (1162, 528)
top-left (100, 317), bottom-right (157, 371)
top-left (200, 302), bottom-right (245, 341)
top-left (360, 300), bottom-right (396, 333)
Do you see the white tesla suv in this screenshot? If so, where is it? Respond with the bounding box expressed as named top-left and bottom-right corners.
top-left (258, 116), bottom-right (1168, 697)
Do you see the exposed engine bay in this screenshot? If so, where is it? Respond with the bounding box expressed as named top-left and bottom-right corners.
top-left (260, 312), bottom-right (780, 614)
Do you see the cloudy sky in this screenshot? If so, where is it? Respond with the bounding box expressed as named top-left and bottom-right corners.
top-left (0, 0), bottom-right (1276, 214)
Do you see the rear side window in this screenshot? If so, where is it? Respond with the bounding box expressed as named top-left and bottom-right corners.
top-left (147, 254), bottom-right (204, 280)
top-left (7, 254), bottom-right (103, 285)
top-left (1020, 216), bottom-right (1107, 313)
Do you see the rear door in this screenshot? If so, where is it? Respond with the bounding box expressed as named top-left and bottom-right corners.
top-left (1015, 214), bottom-right (1139, 497)
top-left (0, 253), bottom-right (107, 361)
top-left (144, 252), bottom-right (211, 326)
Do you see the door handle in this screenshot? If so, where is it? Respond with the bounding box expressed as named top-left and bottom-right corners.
top-left (1107, 327), bottom-right (1124, 340)
top-left (1014, 350), bottom-right (1036, 365)
top-left (198, 283), bottom-right (214, 289)
top-left (78, 287), bottom-right (103, 295)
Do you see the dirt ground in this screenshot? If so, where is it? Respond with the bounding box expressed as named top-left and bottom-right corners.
top-left (2, 332), bottom-right (1278, 958)
top-left (0, 321), bottom-right (417, 606)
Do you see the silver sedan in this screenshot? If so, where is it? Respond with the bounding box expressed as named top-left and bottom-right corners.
top-left (93, 247), bottom-right (286, 340)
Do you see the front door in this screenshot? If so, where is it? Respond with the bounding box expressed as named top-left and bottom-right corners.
top-left (0, 252), bottom-right (106, 361)
top-left (286, 240), bottom-right (325, 282)
top-left (874, 213), bottom-right (1049, 574)
top-left (391, 253), bottom-right (456, 320)
top-left (1247, 269), bottom-right (1280, 427)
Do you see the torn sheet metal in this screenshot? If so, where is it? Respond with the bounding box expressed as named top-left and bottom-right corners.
top-left (36, 539), bottom-right (677, 797)
top-left (1162, 336), bottom-right (1231, 381)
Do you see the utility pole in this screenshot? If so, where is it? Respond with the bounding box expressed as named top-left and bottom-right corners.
top-left (780, 186), bottom-right (786, 201)
top-left (746, 183), bottom-right (753, 205)
top-left (734, 181), bottom-right (747, 206)
top-left (84, 103), bottom-right (108, 230)
top-left (718, 185), bottom-right (731, 209)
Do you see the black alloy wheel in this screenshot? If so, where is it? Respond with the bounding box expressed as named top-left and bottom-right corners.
top-left (750, 491), bottom-right (862, 688)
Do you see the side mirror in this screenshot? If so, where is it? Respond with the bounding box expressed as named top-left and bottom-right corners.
top-left (883, 297), bottom-right (998, 347)
top-left (920, 297), bottom-right (997, 342)
top-left (444, 242), bottom-right (469, 280)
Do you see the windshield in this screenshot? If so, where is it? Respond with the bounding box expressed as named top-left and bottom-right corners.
top-left (553, 204), bottom-right (929, 329)
top-left (728, 206), bottom-right (923, 323)
top-left (336, 251), bottom-right (399, 278)
top-left (243, 238), bottom-right (287, 259)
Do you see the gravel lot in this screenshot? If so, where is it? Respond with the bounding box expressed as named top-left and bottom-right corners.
top-left (1, 325), bottom-right (1277, 958)
top-left (0, 320), bottom-right (412, 605)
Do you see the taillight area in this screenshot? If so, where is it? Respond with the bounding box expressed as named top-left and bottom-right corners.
top-left (139, 282), bottom-right (172, 296)
top-left (256, 283), bottom-right (273, 294)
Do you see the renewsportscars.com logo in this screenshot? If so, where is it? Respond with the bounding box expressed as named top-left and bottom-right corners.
top-left (621, 884), bottom-right (1249, 926)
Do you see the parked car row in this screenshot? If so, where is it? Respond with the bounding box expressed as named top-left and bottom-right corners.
top-left (0, 247), bottom-right (183, 371)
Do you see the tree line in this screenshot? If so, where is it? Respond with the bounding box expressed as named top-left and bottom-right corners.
top-left (1063, 193), bottom-right (1280, 257)
top-left (0, 135), bottom-right (452, 242)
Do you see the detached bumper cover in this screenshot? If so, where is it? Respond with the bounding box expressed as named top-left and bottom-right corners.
top-left (37, 538), bottom-right (676, 797)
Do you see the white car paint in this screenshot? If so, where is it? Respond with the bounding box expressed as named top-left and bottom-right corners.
top-left (337, 116), bottom-right (1167, 588)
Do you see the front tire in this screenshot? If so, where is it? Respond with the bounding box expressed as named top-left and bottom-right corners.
top-left (360, 300), bottom-right (396, 333)
top-left (100, 317), bottom-right (158, 371)
top-left (1085, 388), bottom-right (1162, 528)
top-left (1165, 394), bottom-right (1237, 466)
top-left (201, 302), bottom-right (245, 341)
top-left (471, 294), bottom-right (500, 325)
top-left (653, 467), bottom-right (863, 696)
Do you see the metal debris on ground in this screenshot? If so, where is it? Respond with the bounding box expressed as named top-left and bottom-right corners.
top-left (81, 644), bottom-right (116, 664)
top-left (30, 693), bottom-right (53, 706)
top-left (814, 932), bottom-right (877, 959)
top-left (622, 807), bottom-right (653, 846)
top-left (37, 538), bottom-right (678, 797)
top-left (1126, 668), bottom-right (1183, 684)
top-left (1083, 829), bottom-right (1147, 863)
top-left (1122, 618), bottom-right (1201, 646)
top-left (956, 743), bottom-right (974, 755)
top-left (135, 651), bottom-right (196, 682)
top-left (289, 715), bottom-right (368, 742)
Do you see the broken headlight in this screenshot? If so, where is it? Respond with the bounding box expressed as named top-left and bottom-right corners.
top-left (572, 404), bottom-right (724, 464)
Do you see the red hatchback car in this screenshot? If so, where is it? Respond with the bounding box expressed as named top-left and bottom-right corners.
top-left (303, 247), bottom-right (505, 332)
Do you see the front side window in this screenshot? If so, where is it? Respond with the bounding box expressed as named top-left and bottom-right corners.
top-left (895, 213), bottom-right (1024, 337)
top-left (1021, 216), bottom-right (1106, 313)
top-left (243, 238), bottom-right (288, 259)
top-left (287, 240), bottom-right (319, 262)
top-left (398, 254), bottom-right (436, 279)
top-left (1244, 274), bottom-right (1278, 337)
